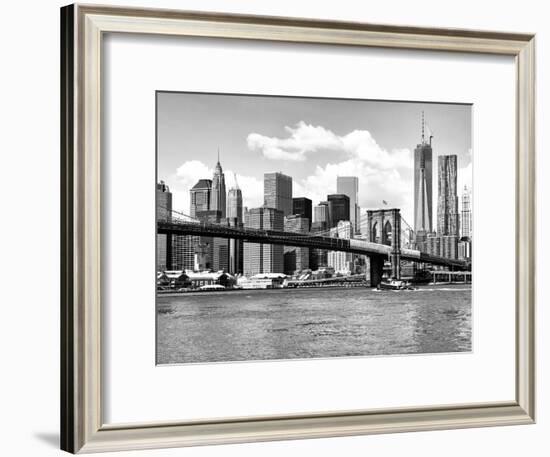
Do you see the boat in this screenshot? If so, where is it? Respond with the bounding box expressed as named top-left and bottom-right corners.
top-left (377, 279), bottom-right (415, 291)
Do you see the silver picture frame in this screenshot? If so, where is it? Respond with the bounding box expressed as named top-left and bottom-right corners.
top-left (60, 3), bottom-right (536, 453)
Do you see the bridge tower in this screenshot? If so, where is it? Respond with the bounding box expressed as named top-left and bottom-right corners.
top-left (366, 208), bottom-right (402, 283)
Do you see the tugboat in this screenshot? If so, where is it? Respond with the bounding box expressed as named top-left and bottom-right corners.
top-left (377, 278), bottom-right (415, 291)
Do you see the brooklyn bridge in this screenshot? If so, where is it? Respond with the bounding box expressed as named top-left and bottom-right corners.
top-left (157, 207), bottom-right (470, 286)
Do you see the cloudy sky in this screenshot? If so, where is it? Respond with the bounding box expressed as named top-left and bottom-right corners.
top-left (157, 91), bottom-right (472, 225)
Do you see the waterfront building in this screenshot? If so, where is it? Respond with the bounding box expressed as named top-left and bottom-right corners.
top-left (171, 234), bottom-right (200, 271)
top-left (238, 273), bottom-right (287, 289)
top-left (264, 172), bottom-right (293, 216)
top-left (292, 197), bottom-right (312, 229)
top-left (243, 207), bottom-right (284, 276)
top-left (156, 181), bottom-right (172, 271)
top-left (327, 220), bottom-right (353, 274)
top-left (336, 176), bottom-right (360, 234)
top-left (414, 112), bottom-right (433, 235)
top-left (283, 215), bottom-right (310, 274)
top-left (461, 185), bottom-right (472, 239)
top-left (327, 194), bottom-right (350, 228)
top-left (437, 154), bottom-right (460, 238)
top-left (227, 174), bottom-right (243, 223)
top-left (189, 179), bottom-right (212, 218)
top-left (210, 153), bottom-right (227, 218)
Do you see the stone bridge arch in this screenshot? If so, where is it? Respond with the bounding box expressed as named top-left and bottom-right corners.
top-left (366, 208), bottom-right (402, 281)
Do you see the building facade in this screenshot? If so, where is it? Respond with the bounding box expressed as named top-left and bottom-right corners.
top-left (189, 179), bottom-right (212, 218)
top-left (283, 215), bottom-right (310, 274)
top-left (327, 220), bottom-right (353, 274)
top-left (437, 154), bottom-right (459, 237)
top-left (156, 181), bottom-right (172, 271)
top-left (196, 209), bottom-right (229, 272)
top-left (264, 172), bottom-right (293, 216)
top-left (413, 113), bottom-right (433, 235)
top-left (210, 156), bottom-right (226, 218)
top-left (243, 207), bottom-right (284, 276)
top-left (292, 197), bottom-right (312, 229)
top-left (327, 194), bottom-right (350, 228)
top-left (461, 185), bottom-right (472, 239)
top-left (336, 176), bottom-right (360, 234)
top-left (227, 177), bottom-right (243, 223)
top-left (313, 201), bottom-right (329, 226)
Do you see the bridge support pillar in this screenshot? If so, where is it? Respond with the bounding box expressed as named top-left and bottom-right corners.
top-left (390, 252), bottom-right (401, 280)
top-left (166, 234), bottom-right (173, 270)
top-left (369, 256), bottom-right (384, 287)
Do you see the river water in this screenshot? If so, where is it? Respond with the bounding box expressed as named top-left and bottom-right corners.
top-left (156, 285), bottom-right (471, 364)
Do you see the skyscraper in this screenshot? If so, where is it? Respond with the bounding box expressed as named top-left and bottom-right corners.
top-left (414, 112), bottom-right (433, 234)
top-left (156, 181), bottom-right (172, 271)
top-left (227, 174), bottom-right (243, 223)
top-left (264, 172), bottom-right (292, 216)
top-left (461, 185), bottom-right (472, 239)
top-left (327, 221), bottom-right (353, 274)
top-left (292, 197), bottom-right (312, 229)
top-left (336, 176), bottom-right (360, 234)
top-left (313, 201), bottom-right (329, 226)
top-left (196, 209), bottom-right (229, 272)
top-left (243, 207), bottom-right (284, 276)
top-left (283, 215), bottom-right (310, 274)
top-left (437, 154), bottom-right (459, 259)
top-left (437, 155), bottom-right (459, 237)
top-left (210, 153), bottom-right (226, 218)
top-left (327, 194), bottom-right (350, 228)
top-left (189, 179), bottom-right (211, 218)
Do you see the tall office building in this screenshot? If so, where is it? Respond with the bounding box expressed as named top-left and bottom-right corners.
top-left (226, 217), bottom-right (244, 275)
top-left (243, 207), bottom-right (284, 276)
top-left (327, 194), bottom-right (350, 228)
top-left (313, 201), bottom-right (329, 225)
top-left (437, 154), bottom-right (459, 259)
top-left (284, 215), bottom-right (310, 274)
top-left (437, 155), bottom-right (459, 237)
top-left (327, 221), bottom-right (353, 274)
top-left (196, 209), bottom-right (229, 272)
top-left (171, 234), bottom-right (200, 271)
top-left (210, 154), bottom-right (226, 218)
top-left (227, 174), bottom-right (243, 223)
top-left (292, 197), bottom-right (312, 229)
top-left (336, 176), bottom-right (360, 234)
top-left (189, 179), bottom-right (212, 218)
top-left (264, 172), bottom-right (293, 216)
top-left (461, 185), bottom-right (472, 239)
top-left (156, 181), bottom-right (172, 271)
top-left (414, 112), bottom-right (433, 235)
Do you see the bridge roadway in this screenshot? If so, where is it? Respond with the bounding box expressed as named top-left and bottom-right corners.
top-left (157, 219), bottom-right (469, 269)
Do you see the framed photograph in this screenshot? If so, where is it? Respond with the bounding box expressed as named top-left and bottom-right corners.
top-left (61, 4), bottom-right (535, 453)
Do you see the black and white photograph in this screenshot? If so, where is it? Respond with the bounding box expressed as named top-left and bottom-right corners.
top-left (155, 92), bottom-right (473, 364)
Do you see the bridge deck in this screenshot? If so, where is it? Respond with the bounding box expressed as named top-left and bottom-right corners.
top-left (157, 219), bottom-right (469, 269)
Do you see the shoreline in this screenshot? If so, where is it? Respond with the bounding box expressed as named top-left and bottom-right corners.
top-left (157, 282), bottom-right (472, 298)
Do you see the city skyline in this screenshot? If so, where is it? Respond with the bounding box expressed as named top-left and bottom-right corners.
top-left (157, 92), bottom-right (472, 226)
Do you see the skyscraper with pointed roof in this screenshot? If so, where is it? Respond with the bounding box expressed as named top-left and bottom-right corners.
top-left (414, 111), bottom-right (433, 235)
top-left (227, 173), bottom-right (243, 223)
top-left (210, 150), bottom-right (227, 218)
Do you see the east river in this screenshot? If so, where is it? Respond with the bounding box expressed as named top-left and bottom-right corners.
top-left (156, 285), bottom-right (472, 364)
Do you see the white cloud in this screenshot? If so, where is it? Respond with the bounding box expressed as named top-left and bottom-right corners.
top-left (247, 121), bottom-right (342, 161)
top-left (248, 121), bottom-right (415, 222)
top-left (247, 121), bottom-right (412, 171)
